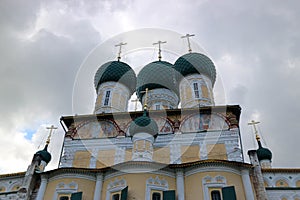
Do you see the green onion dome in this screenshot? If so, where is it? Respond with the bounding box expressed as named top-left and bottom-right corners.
top-left (36, 145), bottom-right (51, 164)
top-left (136, 61), bottom-right (179, 101)
top-left (94, 61), bottom-right (137, 94)
top-left (257, 142), bottom-right (272, 161)
top-left (129, 109), bottom-right (158, 137)
top-left (174, 52), bottom-right (216, 86)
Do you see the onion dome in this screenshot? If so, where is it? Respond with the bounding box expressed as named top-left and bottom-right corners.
top-left (36, 145), bottom-right (51, 164)
top-left (136, 61), bottom-right (179, 101)
top-left (94, 61), bottom-right (137, 94)
top-left (256, 141), bottom-right (272, 161)
top-left (129, 109), bottom-right (158, 137)
top-left (174, 52), bottom-right (216, 86)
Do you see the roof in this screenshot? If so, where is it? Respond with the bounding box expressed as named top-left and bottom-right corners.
top-left (174, 52), bottom-right (217, 85)
top-left (60, 105), bottom-right (242, 130)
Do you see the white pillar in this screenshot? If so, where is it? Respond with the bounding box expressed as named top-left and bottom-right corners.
top-left (93, 173), bottom-right (104, 200)
top-left (176, 170), bottom-right (185, 200)
top-left (36, 175), bottom-right (48, 200)
top-left (241, 170), bottom-right (255, 200)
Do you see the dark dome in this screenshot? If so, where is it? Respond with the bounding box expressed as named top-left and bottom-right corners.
top-left (36, 145), bottom-right (51, 164)
top-left (136, 61), bottom-right (179, 101)
top-left (257, 146), bottom-right (272, 161)
top-left (94, 61), bottom-right (137, 94)
top-left (129, 110), bottom-right (158, 136)
top-left (174, 52), bottom-right (216, 86)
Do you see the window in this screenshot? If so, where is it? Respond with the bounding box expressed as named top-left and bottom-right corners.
top-left (104, 91), bottom-right (111, 106)
top-left (193, 83), bottom-right (200, 98)
top-left (59, 196), bottom-right (69, 200)
top-left (211, 190), bottom-right (221, 200)
top-left (155, 104), bottom-right (160, 110)
top-left (152, 192), bottom-right (161, 200)
top-left (112, 193), bottom-right (120, 200)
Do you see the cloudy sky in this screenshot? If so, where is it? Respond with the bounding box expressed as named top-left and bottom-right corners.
top-left (0, 0), bottom-right (299, 173)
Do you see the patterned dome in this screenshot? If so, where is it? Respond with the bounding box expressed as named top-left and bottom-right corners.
top-left (129, 110), bottom-right (158, 137)
top-left (136, 61), bottom-right (179, 101)
top-left (36, 145), bottom-right (51, 164)
top-left (94, 61), bottom-right (137, 94)
top-left (257, 146), bottom-right (272, 161)
top-left (174, 52), bottom-right (216, 86)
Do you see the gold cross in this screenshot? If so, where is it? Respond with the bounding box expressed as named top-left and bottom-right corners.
top-left (46, 125), bottom-right (58, 144)
top-left (181, 33), bottom-right (195, 53)
top-left (248, 120), bottom-right (260, 140)
top-left (153, 40), bottom-right (167, 61)
top-left (140, 88), bottom-right (150, 109)
top-left (115, 42), bottom-right (127, 61)
top-left (131, 98), bottom-right (140, 111)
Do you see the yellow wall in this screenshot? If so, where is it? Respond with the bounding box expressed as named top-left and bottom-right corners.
top-left (296, 180), bottom-right (300, 187)
top-left (207, 144), bottom-right (227, 160)
top-left (96, 149), bottom-right (115, 168)
top-left (185, 171), bottom-right (247, 200)
top-left (275, 179), bottom-right (289, 187)
top-left (153, 147), bottom-right (170, 163)
top-left (43, 177), bottom-right (95, 200)
top-left (101, 173), bottom-right (176, 200)
top-left (181, 145), bottom-right (200, 163)
top-left (73, 151), bottom-right (91, 168)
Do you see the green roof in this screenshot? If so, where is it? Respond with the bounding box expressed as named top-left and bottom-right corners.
top-left (129, 110), bottom-right (158, 136)
top-left (257, 146), bottom-right (272, 161)
top-left (174, 53), bottom-right (216, 85)
top-left (94, 61), bottom-right (136, 94)
top-left (136, 61), bottom-right (179, 101)
top-left (36, 145), bottom-right (51, 164)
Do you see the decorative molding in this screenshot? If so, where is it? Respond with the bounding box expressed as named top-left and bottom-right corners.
top-left (53, 181), bottom-right (78, 200)
top-left (146, 176), bottom-right (169, 200)
top-left (105, 178), bottom-right (127, 200)
top-left (202, 175), bottom-right (227, 200)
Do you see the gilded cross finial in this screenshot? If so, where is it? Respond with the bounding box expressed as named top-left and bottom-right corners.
top-left (46, 125), bottom-right (58, 145)
top-left (248, 120), bottom-right (260, 141)
top-left (153, 40), bottom-right (167, 61)
top-left (181, 33), bottom-right (195, 53)
top-left (115, 42), bottom-right (127, 61)
top-left (140, 88), bottom-right (150, 109)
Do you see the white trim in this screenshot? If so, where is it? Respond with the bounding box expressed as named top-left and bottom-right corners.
top-left (185, 165), bottom-right (242, 177)
top-left (146, 176), bottom-right (169, 200)
top-left (105, 178), bottom-right (127, 200)
top-left (49, 173), bottom-right (96, 182)
top-left (202, 175), bottom-right (226, 200)
top-left (53, 181), bottom-right (78, 200)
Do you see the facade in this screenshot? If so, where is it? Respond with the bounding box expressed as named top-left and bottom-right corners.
top-left (0, 39), bottom-right (299, 200)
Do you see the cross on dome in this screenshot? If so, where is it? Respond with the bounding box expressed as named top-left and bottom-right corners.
top-left (153, 40), bottom-right (167, 61)
top-left (115, 42), bottom-right (127, 61)
top-left (181, 33), bottom-right (195, 53)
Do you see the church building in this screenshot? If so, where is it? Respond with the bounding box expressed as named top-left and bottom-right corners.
top-left (0, 33), bottom-right (299, 200)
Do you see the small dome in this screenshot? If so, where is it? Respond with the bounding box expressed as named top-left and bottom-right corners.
top-left (36, 145), bottom-right (51, 164)
top-left (174, 52), bottom-right (216, 85)
top-left (136, 61), bottom-right (179, 101)
top-left (94, 61), bottom-right (137, 94)
top-left (257, 147), bottom-right (272, 161)
top-left (129, 110), bottom-right (158, 136)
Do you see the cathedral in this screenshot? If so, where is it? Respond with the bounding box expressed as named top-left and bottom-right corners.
top-left (0, 33), bottom-right (299, 200)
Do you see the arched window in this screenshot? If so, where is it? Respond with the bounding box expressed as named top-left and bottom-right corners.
top-left (112, 193), bottom-right (120, 200)
top-left (211, 190), bottom-right (221, 200)
top-left (59, 196), bottom-right (69, 200)
top-left (152, 192), bottom-right (161, 200)
top-left (193, 82), bottom-right (200, 98)
top-left (104, 90), bottom-right (111, 106)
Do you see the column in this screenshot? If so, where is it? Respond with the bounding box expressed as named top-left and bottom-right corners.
top-left (93, 173), bottom-right (104, 200)
top-left (241, 170), bottom-right (255, 200)
top-left (176, 170), bottom-right (185, 200)
top-left (36, 175), bottom-right (48, 200)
